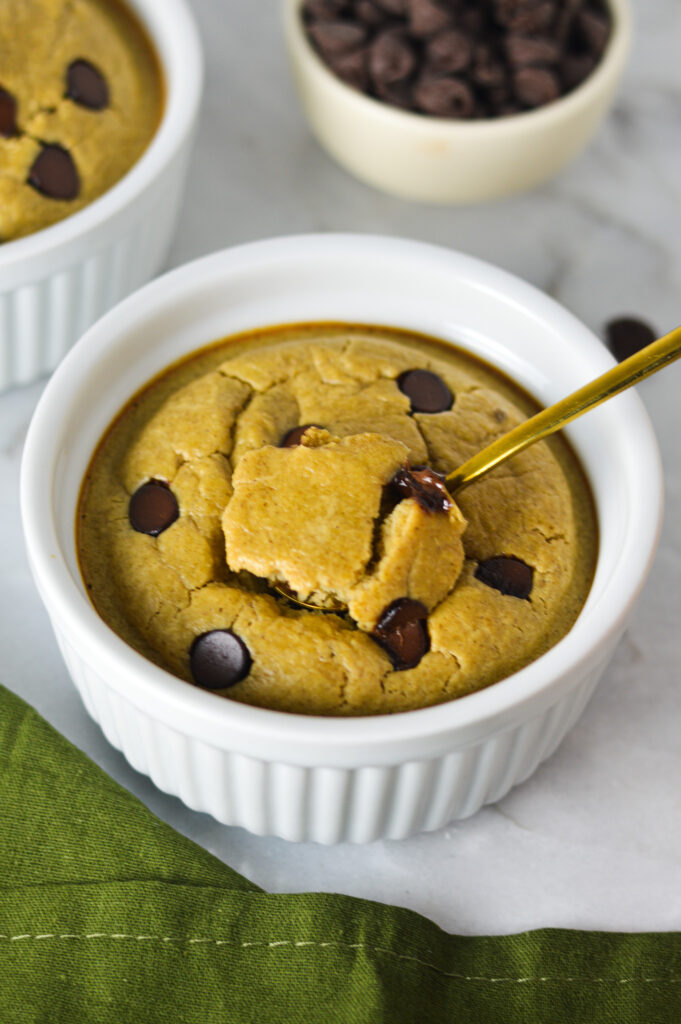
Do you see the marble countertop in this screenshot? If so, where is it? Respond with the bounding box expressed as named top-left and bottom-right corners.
top-left (2, 0), bottom-right (681, 937)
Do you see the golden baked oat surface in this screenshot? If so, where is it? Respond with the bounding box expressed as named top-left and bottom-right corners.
top-left (0, 0), bottom-right (162, 241)
top-left (78, 325), bottom-right (598, 716)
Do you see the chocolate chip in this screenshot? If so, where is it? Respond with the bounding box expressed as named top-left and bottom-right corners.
top-left (475, 556), bottom-right (534, 599)
top-left (426, 29), bottom-right (473, 74)
top-left (375, 77), bottom-right (415, 109)
top-left (66, 59), bottom-right (109, 110)
top-left (414, 73), bottom-right (475, 117)
top-left (398, 368), bottom-right (453, 413)
top-left (370, 29), bottom-right (416, 84)
top-left (0, 86), bottom-right (17, 137)
top-left (472, 44), bottom-right (507, 88)
top-left (373, 0), bottom-right (407, 14)
top-left (280, 424), bottom-right (323, 447)
top-left (308, 20), bottom-right (367, 55)
top-left (356, 0), bottom-right (389, 25)
top-left (560, 52), bottom-right (596, 90)
top-left (329, 45), bottom-right (371, 90)
top-left (303, 0), bottom-right (349, 19)
top-left (372, 598), bottom-right (429, 670)
top-left (129, 481), bottom-right (179, 536)
top-left (495, 0), bottom-right (556, 34)
top-left (408, 0), bottom-right (452, 38)
top-left (513, 66), bottom-right (560, 106)
top-left (505, 34), bottom-right (561, 67)
top-left (190, 630), bottom-right (252, 690)
top-left (605, 317), bottom-right (657, 363)
top-left (27, 144), bottom-right (80, 200)
top-left (389, 465), bottom-right (453, 513)
top-left (577, 10), bottom-right (610, 55)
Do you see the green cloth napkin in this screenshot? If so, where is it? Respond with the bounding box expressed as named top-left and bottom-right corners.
top-left (1, 683), bottom-right (680, 1023)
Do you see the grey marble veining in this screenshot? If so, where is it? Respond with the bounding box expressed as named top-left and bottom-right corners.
top-left (2, 0), bottom-right (681, 936)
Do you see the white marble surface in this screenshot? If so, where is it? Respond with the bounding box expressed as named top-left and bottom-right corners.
top-left (3, 0), bottom-right (681, 937)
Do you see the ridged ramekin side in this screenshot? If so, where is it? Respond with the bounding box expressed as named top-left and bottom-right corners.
top-left (54, 622), bottom-right (617, 844)
top-left (0, 152), bottom-right (190, 391)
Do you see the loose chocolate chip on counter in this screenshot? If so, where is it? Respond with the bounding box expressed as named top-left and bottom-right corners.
top-left (370, 29), bottom-right (416, 85)
top-left (605, 316), bottom-right (657, 363)
top-left (389, 464), bottom-right (453, 513)
top-left (413, 74), bottom-right (475, 117)
top-left (279, 424), bottom-right (322, 447)
top-left (190, 630), bottom-right (252, 690)
top-left (308, 20), bottom-right (368, 55)
top-left (27, 144), bottom-right (80, 200)
top-left (475, 555), bottom-right (534, 599)
top-left (0, 86), bottom-right (17, 137)
top-left (129, 480), bottom-right (179, 536)
top-left (66, 59), bottom-right (109, 110)
top-left (513, 66), bottom-right (560, 107)
top-left (426, 29), bottom-right (474, 75)
top-left (397, 368), bottom-right (453, 413)
top-left (372, 598), bottom-right (430, 670)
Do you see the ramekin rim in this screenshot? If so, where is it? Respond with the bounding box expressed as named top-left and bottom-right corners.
top-left (284, 0), bottom-right (632, 137)
top-left (0, 0), bottom-right (203, 272)
top-left (21, 233), bottom-right (663, 755)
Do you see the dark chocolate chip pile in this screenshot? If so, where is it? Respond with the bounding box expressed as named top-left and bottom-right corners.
top-left (398, 368), bottom-right (453, 412)
top-left (279, 423), bottom-right (323, 447)
top-left (27, 143), bottom-right (80, 201)
top-left (475, 554), bottom-right (534, 598)
top-left (372, 597), bottom-right (430, 669)
top-left (190, 630), bottom-right (252, 689)
top-left (129, 480), bottom-right (179, 536)
top-left (302, 0), bottom-right (611, 118)
top-left (605, 316), bottom-right (656, 363)
top-left (66, 59), bottom-right (110, 111)
top-left (389, 464), bottom-right (453, 512)
top-left (0, 86), bottom-right (17, 137)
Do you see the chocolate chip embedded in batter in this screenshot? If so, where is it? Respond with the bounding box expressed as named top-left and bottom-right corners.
top-left (190, 630), bottom-right (252, 690)
top-left (66, 59), bottom-right (110, 110)
top-left (27, 144), bottom-right (80, 200)
top-left (397, 369), bottom-right (453, 413)
top-left (0, 86), bottom-right (17, 137)
top-left (129, 480), bottom-right (179, 536)
top-left (475, 556), bottom-right (534, 599)
top-left (605, 316), bottom-right (656, 363)
top-left (372, 598), bottom-right (430, 670)
top-left (390, 465), bottom-right (452, 513)
top-left (280, 424), bottom-right (323, 447)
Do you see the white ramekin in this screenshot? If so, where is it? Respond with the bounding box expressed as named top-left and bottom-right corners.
top-left (21, 235), bottom-right (662, 844)
top-left (0, 0), bottom-right (203, 392)
top-left (284, 0), bottom-right (631, 203)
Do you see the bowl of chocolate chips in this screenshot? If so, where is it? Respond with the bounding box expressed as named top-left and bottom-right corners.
top-left (284, 0), bottom-right (631, 201)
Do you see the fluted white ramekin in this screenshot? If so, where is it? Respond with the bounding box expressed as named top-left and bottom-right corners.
top-left (22, 235), bottom-right (663, 843)
top-left (284, 0), bottom-right (631, 202)
top-left (0, 0), bottom-right (203, 391)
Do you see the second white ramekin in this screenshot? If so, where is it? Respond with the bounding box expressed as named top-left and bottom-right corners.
top-left (21, 235), bottom-right (663, 843)
top-left (0, 0), bottom-right (203, 391)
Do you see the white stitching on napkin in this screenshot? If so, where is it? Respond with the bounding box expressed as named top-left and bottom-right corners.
top-left (0, 933), bottom-right (676, 984)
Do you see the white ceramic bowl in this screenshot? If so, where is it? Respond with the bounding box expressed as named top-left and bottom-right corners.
top-left (22, 234), bottom-right (662, 844)
top-left (0, 0), bottom-right (203, 391)
top-left (284, 0), bottom-right (631, 202)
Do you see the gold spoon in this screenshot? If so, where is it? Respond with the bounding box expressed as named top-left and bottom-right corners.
top-left (277, 325), bottom-right (681, 611)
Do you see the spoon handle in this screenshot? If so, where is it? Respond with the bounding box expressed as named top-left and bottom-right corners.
top-left (445, 324), bottom-right (681, 494)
